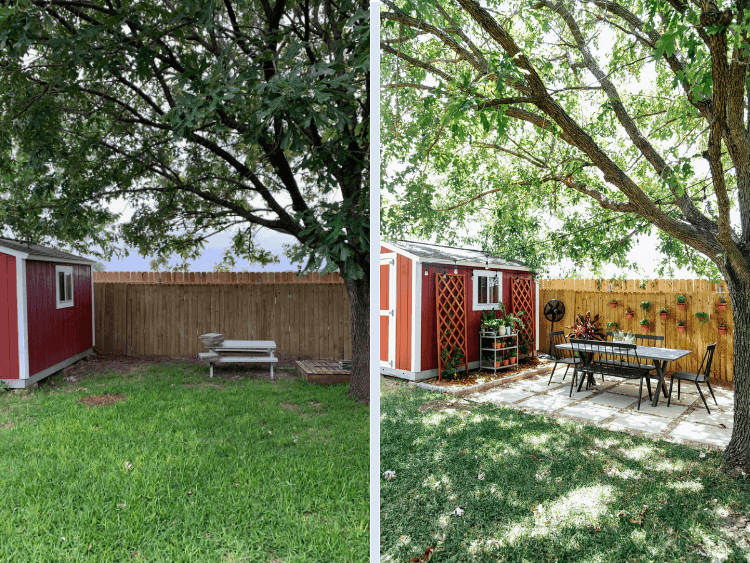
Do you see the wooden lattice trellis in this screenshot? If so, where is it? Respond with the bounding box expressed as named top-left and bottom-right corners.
top-left (511, 278), bottom-right (536, 357)
top-left (436, 273), bottom-right (468, 381)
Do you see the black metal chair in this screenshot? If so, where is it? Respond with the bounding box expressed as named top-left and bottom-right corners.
top-left (547, 330), bottom-right (580, 385)
top-left (668, 343), bottom-right (718, 413)
top-left (601, 332), bottom-right (661, 372)
top-left (569, 339), bottom-right (654, 409)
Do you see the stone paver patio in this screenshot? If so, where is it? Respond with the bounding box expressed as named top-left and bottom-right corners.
top-left (465, 366), bottom-right (733, 448)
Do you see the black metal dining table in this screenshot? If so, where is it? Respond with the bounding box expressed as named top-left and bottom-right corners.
top-left (556, 342), bottom-right (693, 407)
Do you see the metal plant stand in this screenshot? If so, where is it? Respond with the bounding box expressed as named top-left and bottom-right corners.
top-left (479, 331), bottom-right (519, 373)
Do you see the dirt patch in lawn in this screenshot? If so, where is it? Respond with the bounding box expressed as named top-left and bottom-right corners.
top-left (78, 394), bottom-right (128, 407)
top-left (0, 421), bottom-right (14, 429)
top-left (417, 399), bottom-right (471, 413)
top-left (61, 354), bottom-right (301, 383)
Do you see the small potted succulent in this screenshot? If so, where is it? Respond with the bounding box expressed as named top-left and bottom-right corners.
top-left (641, 301), bottom-right (651, 313)
top-left (717, 294), bottom-right (728, 311)
top-left (608, 298), bottom-right (618, 309)
top-left (639, 317), bottom-right (650, 332)
top-left (676, 295), bottom-right (687, 310)
top-left (677, 319), bottom-right (686, 333)
top-left (718, 322), bottom-right (728, 336)
top-left (625, 307), bottom-right (635, 319)
top-left (659, 307), bottom-right (669, 320)
top-left (606, 321), bottom-right (620, 332)
top-left (695, 311), bottom-right (709, 326)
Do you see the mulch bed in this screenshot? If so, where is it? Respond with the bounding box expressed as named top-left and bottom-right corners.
top-left (77, 394), bottom-right (127, 407)
top-left (428, 356), bottom-right (543, 387)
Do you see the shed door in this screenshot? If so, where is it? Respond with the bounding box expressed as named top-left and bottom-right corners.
top-left (380, 256), bottom-right (396, 368)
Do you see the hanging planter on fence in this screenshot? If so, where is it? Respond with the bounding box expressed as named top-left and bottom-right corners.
top-left (677, 322), bottom-right (686, 334)
top-left (639, 319), bottom-right (650, 333)
top-left (676, 295), bottom-right (687, 310)
top-left (719, 324), bottom-right (728, 336)
top-left (609, 300), bottom-right (618, 308)
top-left (625, 309), bottom-right (635, 319)
top-left (717, 295), bottom-right (728, 311)
top-left (659, 307), bottom-right (669, 320)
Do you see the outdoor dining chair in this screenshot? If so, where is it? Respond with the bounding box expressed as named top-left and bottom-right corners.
top-left (547, 330), bottom-right (580, 385)
top-left (667, 343), bottom-right (718, 413)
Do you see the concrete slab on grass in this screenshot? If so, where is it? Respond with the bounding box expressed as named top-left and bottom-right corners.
top-left (518, 394), bottom-right (578, 413)
top-left (607, 413), bottom-right (672, 434)
top-left (559, 404), bottom-right (618, 423)
top-left (588, 393), bottom-right (638, 410)
top-left (684, 409), bottom-right (734, 429)
top-left (670, 421), bottom-right (731, 447)
top-left (637, 402), bottom-right (689, 419)
top-left (472, 388), bottom-right (535, 404)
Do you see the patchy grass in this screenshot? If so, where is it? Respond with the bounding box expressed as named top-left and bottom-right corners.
top-left (381, 380), bottom-right (750, 563)
top-left (0, 362), bottom-right (368, 562)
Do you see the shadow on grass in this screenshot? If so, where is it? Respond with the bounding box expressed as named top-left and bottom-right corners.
top-left (381, 386), bottom-right (750, 563)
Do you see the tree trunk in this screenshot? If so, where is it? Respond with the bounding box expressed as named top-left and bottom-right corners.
top-left (723, 278), bottom-right (750, 467)
top-left (345, 274), bottom-right (370, 403)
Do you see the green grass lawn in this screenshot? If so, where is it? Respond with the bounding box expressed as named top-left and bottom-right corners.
top-left (381, 379), bottom-right (750, 563)
top-left (0, 362), bottom-right (368, 563)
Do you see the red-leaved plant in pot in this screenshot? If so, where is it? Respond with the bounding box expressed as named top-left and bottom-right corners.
top-left (565, 311), bottom-right (606, 340)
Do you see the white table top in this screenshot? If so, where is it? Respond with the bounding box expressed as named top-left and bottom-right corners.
top-left (556, 342), bottom-right (692, 362)
top-left (208, 340), bottom-right (276, 351)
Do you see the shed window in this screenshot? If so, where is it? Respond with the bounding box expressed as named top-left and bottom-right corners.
top-left (472, 270), bottom-right (501, 310)
top-left (56, 265), bottom-right (74, 309)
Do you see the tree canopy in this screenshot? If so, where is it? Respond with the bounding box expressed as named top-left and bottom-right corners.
top-left (1, 0), bottom-right (368, 278)
top-left (380, 0), bottom-right (736, 279)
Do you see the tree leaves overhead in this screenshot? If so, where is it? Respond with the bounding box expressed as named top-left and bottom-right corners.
top-left (379, 0), bottom-right (748, 280)
top-left (0, 0), bottom-right (369, 281)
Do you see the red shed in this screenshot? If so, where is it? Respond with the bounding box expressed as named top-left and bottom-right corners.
top-left (0, 239), bottom-right (95, 388)
top-left (380, 241), bottom-right (538, 381)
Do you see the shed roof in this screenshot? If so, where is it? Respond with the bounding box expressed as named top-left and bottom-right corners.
top-left (384, 240), bottom-right (530, 270)
top-left (0, 238), bottom-right (97, 265)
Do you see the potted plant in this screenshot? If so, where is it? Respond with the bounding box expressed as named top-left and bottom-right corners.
top-left (641, 301), bottom-right (651, 313)
top-left (676, 295), bottom-right (687, 310)
top-left (606, 321), bottom-right (620, 332)
top-left (639, 318), bottom-right (650, 332)
top-left (608, 298), bottom-right (618, 309)
top-left (480, 310), bottom-right (498, 335)
top-left (719, 322), bottom-right (728, 336)
top-left (625, 307), bottom-right (635, 319)
top-left (509, 349), bottom-right (517, 364)
top-left (717, 294), bottom-right (728, 311)
top-left (677, 319), bottom-right (686, 333)
top-left (659, 307), bottom-right (669, 320)
top-left (502, 353), bottom-right (509, 366)
top-left (503, 313), bottom-right (525, 335)
top-left (695, 311), bottom-right (709, 326)
top-left (493, 340), bottom-right (504, 349)
top-left (565, 311), bottom-right (606, 340)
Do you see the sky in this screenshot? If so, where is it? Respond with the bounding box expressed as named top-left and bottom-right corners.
top-left (100, 227), bottom-right (299, 272)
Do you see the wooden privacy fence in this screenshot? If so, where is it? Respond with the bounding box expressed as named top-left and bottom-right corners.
top-left (94, 282), bottom-right (351, 360)
top-left (94, 271), bottom-right (344, 283)
top-left (539, 278), bottom-right (734, 381)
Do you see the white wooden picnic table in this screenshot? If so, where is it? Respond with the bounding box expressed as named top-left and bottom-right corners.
top-left (199, 340), bottom-right (278, 379)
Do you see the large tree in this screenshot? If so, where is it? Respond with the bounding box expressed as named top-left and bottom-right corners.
top-left (0, 0), bottom-right (369, 401)
top-left (381, 0), bottom-right (750, 464)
